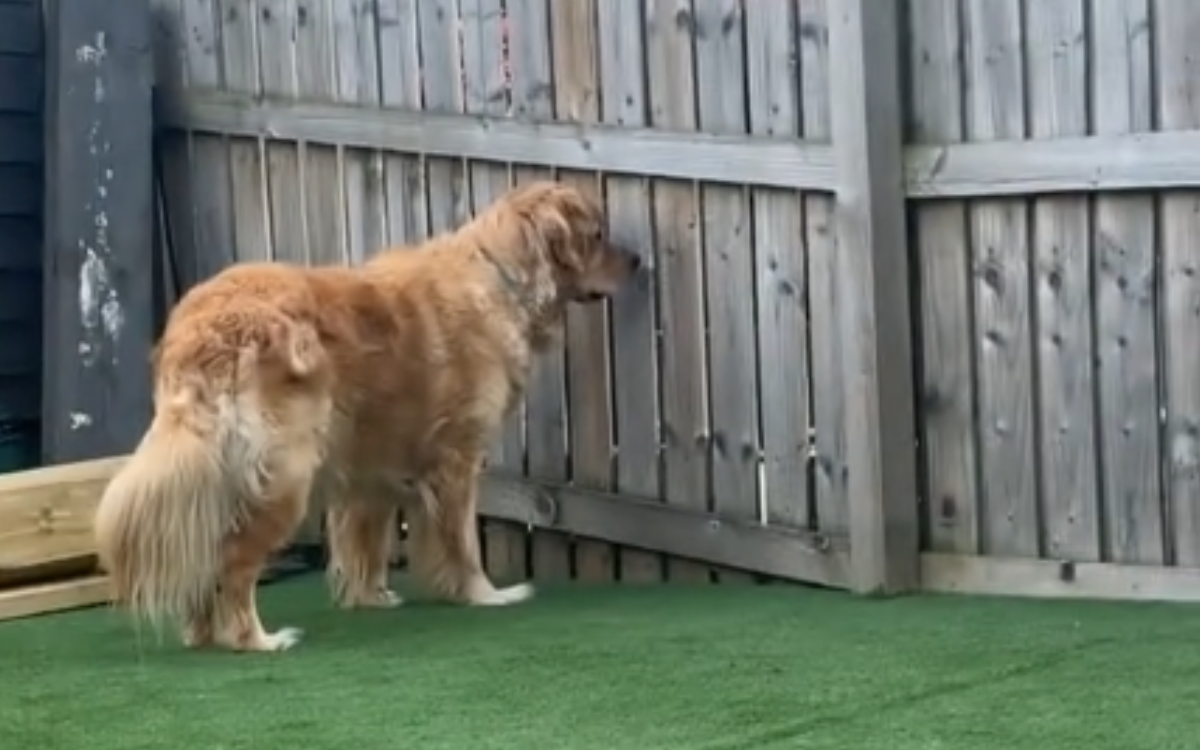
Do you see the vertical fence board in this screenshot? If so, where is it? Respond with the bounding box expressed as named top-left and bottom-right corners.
top-left (181, 0), bottom-right (235, 282)
top-left (294, 0), bottom-right (341, 266)
top-left (963, 0), bottom-right (1039, 558)
top-left (506, 0), bottom-right (573, 582)
top-left (256, 0), bottom-right (305, 268)
top-left (333, 0), bottom-right (386, 264)
top-left (219, 0), bottom-right (271, 263)
top-left (746, 0), bottom-right (809, 536)
top-left (1155, 0), bottom-right (1200, 567)
top-left (547, 0), bottom-right (619, 583)
top-left (828, 0), bottom-right (919, 592)
top-left (908, 0), bottom-right (978, 556)
top-left (597, 0), bottom-right (663, 583)
top-left (695, 0), bottom-right (760, 544)
top-left (1026, 0), bottom-right (1099, 562)
top-left (417, 0), bottom-right (468, 235)
top-left (1091, 0), bottom-right (1162, 565)
top-left (799, 0), bottom-right (844, 537)
top-left (151, 0), bottom-right (196, 305)
top-left (646, 0), bottom-right (710, 583)
top-left (376, 0), bottom-right (426, 246)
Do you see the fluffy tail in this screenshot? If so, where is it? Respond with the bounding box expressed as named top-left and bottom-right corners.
top-left (95, 313), bottom-right (330, 631)
top-left (93, 409), bottom-right (249, 631)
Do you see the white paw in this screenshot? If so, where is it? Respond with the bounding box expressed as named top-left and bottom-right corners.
top-left (263, 626), bottom-right (304, 651)
top-left (374, 588), bottom-right (403, 608)
top-left (472, 582), bottom-right (536, 606)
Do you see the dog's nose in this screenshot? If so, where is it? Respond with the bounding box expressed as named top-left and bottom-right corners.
top-left (629, 252), bottom-right (642, 270)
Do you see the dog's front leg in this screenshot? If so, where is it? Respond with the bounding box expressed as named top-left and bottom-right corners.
top-left (408, 452), bottom-right (534, 606)
top-left (325, 500), bottom-right (402, 609)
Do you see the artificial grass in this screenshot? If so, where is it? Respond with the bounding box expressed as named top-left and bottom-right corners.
top-left (3, 574), bottom-right (1200, 750)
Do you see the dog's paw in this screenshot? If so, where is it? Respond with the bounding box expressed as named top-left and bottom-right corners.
top-left (362, 588), bottom-right (403, 608)
top-left (337, 587), bottom-right (404, 610)
top-left (261, 626), bottom-right (304, 652)
top-left (471, 582), bottom-right (536, 607)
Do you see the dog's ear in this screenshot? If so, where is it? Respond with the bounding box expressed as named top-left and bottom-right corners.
top-left (528, 196), bottom-right (587, 273)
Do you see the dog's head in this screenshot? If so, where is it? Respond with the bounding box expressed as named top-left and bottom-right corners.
top-left (509, 181), bottom-right (642, 304)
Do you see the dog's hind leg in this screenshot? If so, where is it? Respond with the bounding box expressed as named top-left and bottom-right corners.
top-left (181, 598), bottom-right (215, 648)
top-left (325, 499), bottom-right (401, 609)
top-left (211, 484), bottom-right (311, 652)
top-left (408, 452), bottom-right (535, 606)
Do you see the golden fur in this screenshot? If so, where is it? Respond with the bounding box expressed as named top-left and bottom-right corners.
top-left (93, 180), bottom-right (641, 652)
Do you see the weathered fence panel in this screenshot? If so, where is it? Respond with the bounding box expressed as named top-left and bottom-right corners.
top-left (143, 0), bottom-right (1200, 601)
top-left (912, 0), bottom-right (1200, 601)
top-left (152, 0), bottom-right (855, 589)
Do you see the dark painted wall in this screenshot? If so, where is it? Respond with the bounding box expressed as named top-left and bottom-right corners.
top-left (0, 0), bottom-right (42, 459)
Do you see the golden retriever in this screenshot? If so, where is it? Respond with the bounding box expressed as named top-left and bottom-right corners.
top-left (93, 180), bottom-right (641, 652)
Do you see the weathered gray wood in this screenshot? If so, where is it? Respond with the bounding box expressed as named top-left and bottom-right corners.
top-left (745, 0), bottom-right (808, 532)
top-left (150, 0), bottom-right (196, 306)
top-left (479, 475), bottom-right (850, 589)
top-left (331, 0), bottom-right (386, 264)
top-left (595, 0), bottom-right (660, 584)
top-left (695, 0), bottom-right (759, 532)
top-left (906, 131), bottom-right (1200, 198)
top-left (156, 89), bottom-right (839, 192)
top-left (921, 553), bottom-right (1200, 604)
top-left (1091, 0), bottom-right (1163, 565)
top-left (1027, 0), bottom-right (1099, 562)
top-left (907, 0), bottom-right (977, 556)
top-left (417, 0), bottom-right (468, 236)
top-left (510, 0), bottom-right (571, 582)
top-left (218, 0), bottom-right (271, 264)
top-left (294, 0), bottom-right (342, 267)
top-left (802, 0), bottom-right (846, 538)
top-left (828, 0), bottom-right (918, 593)
top-left (257, 0), bottom-right (305, 266)
top-left (375, 0), bottom-right (426, 245)
top-left (42, 0), bottom-right (155, 462)
top-left (549, 0), bottom-right (619, 583)
top-left (181, 0), bottom-right (234, 283)
top-left (964, 0), bottom-right (1039, 558)
top-left (1155, 0), bottom-right (1200, 567)
top-left (647, 0), bottom-right (710, 584)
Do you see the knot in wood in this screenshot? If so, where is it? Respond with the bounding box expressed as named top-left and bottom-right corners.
top-left (533, 491), bottom-right (558, 524)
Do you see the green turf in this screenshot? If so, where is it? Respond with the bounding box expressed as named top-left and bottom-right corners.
top-left (3, 574), bottom-right (1199, 750)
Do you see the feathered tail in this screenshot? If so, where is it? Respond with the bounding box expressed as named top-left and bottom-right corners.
top-left (93, 410), bottom-right (252, 630)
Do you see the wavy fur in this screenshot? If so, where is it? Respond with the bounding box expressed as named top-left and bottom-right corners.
top-left (95, 180), bottom-right (640, 653)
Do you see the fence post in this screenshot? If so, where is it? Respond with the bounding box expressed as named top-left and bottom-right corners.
top-left (827, 0), bottom-right (920, 594)
top-left (42, 0), bottom-right (155, 463)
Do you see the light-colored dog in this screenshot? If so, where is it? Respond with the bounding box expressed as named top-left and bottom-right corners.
top-left (94, 180), bottom-right (641, 652)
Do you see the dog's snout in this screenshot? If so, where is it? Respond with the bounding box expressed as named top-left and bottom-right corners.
top-left (628, 252), bottom-right (643, 271)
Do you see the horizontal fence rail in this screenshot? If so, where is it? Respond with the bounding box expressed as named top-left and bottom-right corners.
top-left (155, 90), bottom-right (840, 192)
top-left (158, 90), bottom-right (1200, 201)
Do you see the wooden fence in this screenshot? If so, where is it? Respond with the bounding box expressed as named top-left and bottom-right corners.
top-left (148, 0), bottom-right (1200, 601)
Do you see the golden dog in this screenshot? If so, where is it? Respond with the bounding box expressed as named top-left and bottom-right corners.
top-left (93, 180), bottom-right (641, 652)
